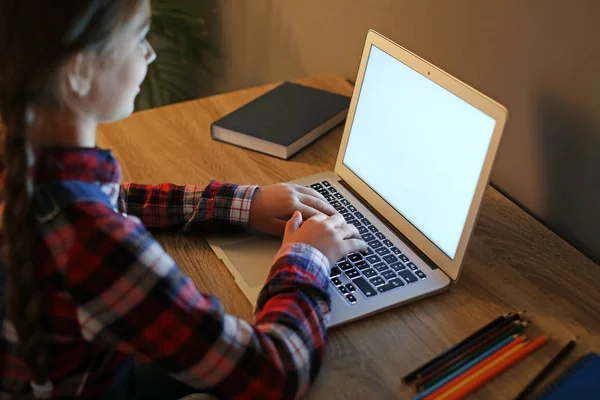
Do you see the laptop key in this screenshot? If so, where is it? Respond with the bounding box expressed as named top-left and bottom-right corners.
top-left (348, 253), bottom-right (363, 262)
top-left (330, 267), bottom-right (342, 277)
top-left (390, 262), bottom-right (407, 271)
top-left (361, 218), bottom-right (372, 226)
top-left (350, 219), bottom-right (362, 227)
top-left (322, 181), bottom-right (331, 187)
top-left (335, 193), bottom-right (344, 199)
top-left (331, 277), bottom-right (342, 286)
top-left (375, 247), bottom-right (390, 256)
top-left (366, 255), bottom-right (381, 264)
top-left (376, 232), bottom-right (386, 240)
top-left (378, 283), bottom-right (398, 293)
top-left (342, 212), bottom-right (355, 222)
top-left (390, 246), bottom-right (402, 255)
top-left (330, 201), bottom-right (341, 208)
top-left (355, 211), bottom-right (364, 219)
top-left (357, 226), bottom-right (368, 234)
top-left (334, 206), bottom-right (347, 213)
top-left (399, 254), bottom-right (410, 263)
top-left (398, 270), bottom-right (418, 284)
top-left (383, 254), bottom-right (398, 264)
top-left (337, 260), bottom-right (353, 271)
top-left (354, 261), bottom-right (369, 270)
top-left (364, 247), bottom-right (374, 255)
top-left (346, 283), bottom-right (356, 292)
top-left (341, 199), bottom-right (350, 206)
top-left (415, 270), bottom-right (427, 280)
top-left (368, 239), bottom-right (383, 249)
top-left (352, 277), bottom-right (377, 297)
top-left (382, 270), bottom-right (397, 280)
top-left (373, 262), bottom-right (389, 272)
top-left (388, 278), bottom-right (405, 287)
top-left (346, 269), bottom-right (360, 279)
top-left (310, 183), bottom-right (323, 190)
top-left (369, 225), bottom-right (379, 233)
top-left (362, 268), bottom-right (377, 278)
top-left (407, 262), bottom-right (418, 271)
top-left (348, 205), bottom-right (357, 212)
top-left (370, 276), bottom-right (385, 287)
top-left (361, 233), bottom-right (376, 242)
top-left (338, 286), bottom-right (349, 294)
top-left (383, 239), bottom-right (394, 247)
top-left (346, 294), bottom-right (357, 303)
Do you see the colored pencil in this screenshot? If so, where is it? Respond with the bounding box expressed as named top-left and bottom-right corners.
top-left (413, 335), bottom-right (523, 400)
top-left (513, 339), bottom-right (576, 400)
top-left (421, 335), bottom-right (526, 400)
top-left (416, 320), bottom-right (528, 390)
top-left (417, 313), bottom-right (523, 379)
top-left (405, 313), bottom-right (521, 382)
top-left (402, 313), bottom-right (514, 384)
top-left (433, 343), bottom-right (527, 400)
top-left (439, 336), bottom-right (548, 400)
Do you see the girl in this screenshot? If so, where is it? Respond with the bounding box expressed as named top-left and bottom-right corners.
top-left (0, 0), bottom-right (366, 399)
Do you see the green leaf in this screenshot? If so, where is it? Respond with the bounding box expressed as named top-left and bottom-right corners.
top-left (138, 0), bottom-right (215, 110)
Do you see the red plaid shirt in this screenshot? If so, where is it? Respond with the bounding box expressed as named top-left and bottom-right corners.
top-left (0, 147), bottom-right (331, 399)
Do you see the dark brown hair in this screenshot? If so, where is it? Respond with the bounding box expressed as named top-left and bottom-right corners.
top-left (0, 0), bottom-right (144, 389)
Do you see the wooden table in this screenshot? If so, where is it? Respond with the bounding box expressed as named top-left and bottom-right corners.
top-left (97, 75), bottom-right (600, 400)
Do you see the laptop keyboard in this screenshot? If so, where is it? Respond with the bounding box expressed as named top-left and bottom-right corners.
top-left (309, 180), bottom-right (427, 305)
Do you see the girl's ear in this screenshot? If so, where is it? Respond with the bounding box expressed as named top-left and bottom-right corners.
top-left (65, 52), bottom-right (94, 98)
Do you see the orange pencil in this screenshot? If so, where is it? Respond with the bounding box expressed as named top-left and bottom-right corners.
top-left (432, 342), bottom-right (526, 400)
top-left (443, 336), bottom-right (547, 400)
top-left (423, 335), bottom-right (526, 400)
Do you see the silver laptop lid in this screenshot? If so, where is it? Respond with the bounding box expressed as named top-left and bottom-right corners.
top-left (334, 30), bottom-right (508, 281)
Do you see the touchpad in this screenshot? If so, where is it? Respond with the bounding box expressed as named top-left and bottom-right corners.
top-left (221, 235), bottom-right (282, 288)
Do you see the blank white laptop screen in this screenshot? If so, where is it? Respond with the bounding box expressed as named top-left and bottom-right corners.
top-left (343, 45), bottom-right (496, 259)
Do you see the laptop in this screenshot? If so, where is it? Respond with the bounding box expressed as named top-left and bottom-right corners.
top-left (207, 30), bottom-right (507, 327)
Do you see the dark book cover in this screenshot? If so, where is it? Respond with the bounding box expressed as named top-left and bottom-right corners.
top-left (537, 352), bottom-right (600, 400)
top-left (211, 81), bottom-right (351, 158)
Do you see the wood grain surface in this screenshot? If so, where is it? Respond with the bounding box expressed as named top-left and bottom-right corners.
top-left (97, 75), bottom-right (599, 400)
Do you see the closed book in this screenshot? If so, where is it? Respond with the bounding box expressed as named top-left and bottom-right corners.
top-left (211, 81), bottom-right (351, 159)
top-left (536, 352), bottom-right (600, 400)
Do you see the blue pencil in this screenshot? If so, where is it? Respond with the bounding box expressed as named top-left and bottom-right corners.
top-left (412, 335), bottom-right (518, 400)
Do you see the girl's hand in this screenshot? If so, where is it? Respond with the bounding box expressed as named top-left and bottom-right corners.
top-left (282, 211), bottom-right (367, 267)
top-left (249, 183), bottom-right (338, 236)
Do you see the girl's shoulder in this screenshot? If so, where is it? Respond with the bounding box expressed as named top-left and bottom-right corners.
top-left (35, 180), bottom-right (130, 230)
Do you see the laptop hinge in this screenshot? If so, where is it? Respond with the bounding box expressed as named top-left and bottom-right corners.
top-left (338, 179), bottom-right (442, 272)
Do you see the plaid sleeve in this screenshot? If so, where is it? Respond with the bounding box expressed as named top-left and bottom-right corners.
top-left (64, 202), bottom-right (331, 399)
top-left (118, 180), bottom-right (258, 233)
